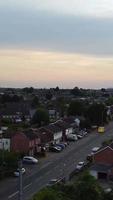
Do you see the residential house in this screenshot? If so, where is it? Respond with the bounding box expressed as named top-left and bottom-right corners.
top-left (11, 130), bottom-right (41, 155)
top-left (0, 138), bottom-right (10, 151)
top-left (90, 144), bottom-right (113, 180)
top-left (32, 127), bottom-right (53, 147)
top-left (63, 116), bottom-right (78, 134)
top-left (45, 123), bottom-right (63, 144)
top-left (54, 120), bottom-right (73, 141)
top-left (0, 103), bottom-right (31, 122)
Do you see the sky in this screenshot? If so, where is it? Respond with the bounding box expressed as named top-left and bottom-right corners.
top-left (0, 0), bottom-right (113, 89)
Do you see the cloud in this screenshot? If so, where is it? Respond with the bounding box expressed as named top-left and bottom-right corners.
top-left (0, 8), bottom-right (113, 56)
top-left (1, 0), bottom-right (113, 18)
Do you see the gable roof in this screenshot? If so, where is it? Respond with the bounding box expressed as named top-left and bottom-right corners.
top-left (45, 123), bottom-right (62, 133)
top-left (109, 142), bottom-right (113, 149)
top-left (94, 145), bottom-right (113, 156)
top-left (54, 120), bottom-right (69, 129)
top-left (23, 129), bottom-right (37, 140)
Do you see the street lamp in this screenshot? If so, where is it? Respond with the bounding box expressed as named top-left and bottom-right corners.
top-left (18, 159), bottom-right (23, 200)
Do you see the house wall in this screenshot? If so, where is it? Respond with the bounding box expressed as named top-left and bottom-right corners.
top-left (54, 131), bottom-right (62, 143)
top-left (0, 138), bottom-right (10, 151)
top-left (94, 147), bottom-right (113, 165)
top-left (11, 133), bottom-right (29, 154)
top-left (68, 127), bottom-right (73, 134)
top-left (65, 128), bottom-right (73, 135)
top-left (39, 131), bottom-right (53, 145)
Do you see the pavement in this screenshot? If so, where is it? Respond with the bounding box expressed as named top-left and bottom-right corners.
top-left (1, 121), bottom-right (113, 200)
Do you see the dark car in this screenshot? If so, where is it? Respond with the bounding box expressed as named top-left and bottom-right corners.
top-left (56, 143), bottom-right (65, 149)
top-left (49, 145), bottom-right (62, 152)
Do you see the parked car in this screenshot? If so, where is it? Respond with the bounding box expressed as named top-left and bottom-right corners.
top-left (86, 153), bottom-right (94, 162)
top-left (56, 143), bottom-right (65, 149)
top-left (49, 145), bottom-right (62, 152)
top-left (91, 146), bottom-right (100, 153)
top-left (23, 156), bottom-right (38, 164)
top-left (61, 142), bottom-right (69, 147)
top-left (77, 134), bottom-right (83, 139)
top-left (66, 134), bottom-right (78, 141)
top-left (47, 177), bottom-right (65, 187)
top-left (75, 161), bottom-right (85, 171)
top-left (14, 168), bottom-right (25, 177)
top-left (82, 131), bottom-right (88, 136)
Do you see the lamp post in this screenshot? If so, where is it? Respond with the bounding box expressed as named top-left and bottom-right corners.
top-left (18, 159), bottom-right (23, 200)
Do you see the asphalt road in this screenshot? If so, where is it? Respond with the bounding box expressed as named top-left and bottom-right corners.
top-left (1, 121), bottom-right (113, 200)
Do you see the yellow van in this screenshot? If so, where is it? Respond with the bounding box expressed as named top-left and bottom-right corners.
top-left (98, 126), bottom-right (105, 133)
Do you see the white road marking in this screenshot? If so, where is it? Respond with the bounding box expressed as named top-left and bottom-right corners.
top-left (24, 182), bottom-right (32, 190)
top-left (8, 191), bottom-right (19, 199)
top-left (8, 183), bottom-right (32, 199)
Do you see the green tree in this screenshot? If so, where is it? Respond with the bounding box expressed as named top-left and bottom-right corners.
top-left (68, 101), bottom-right (85, 116)
top-left (46, 92), bottom-right (53, 100)
top-left (31, 96), bottom-right (40, 108)
top-left (56, 97), bottom-right (67, 117)
top-left (32, 188), bottom-right (59, 200)
top-left (23, 87), bottom-right (34, 94)
top-left (87, 103), bottom-right (107, 126)
top-left (106, 96), bottom-right (113, 106)
top-left (31, 108), bottom-right (49, 126)
top-left (71, 87), bottom-right (81, 97)
top-left (74, 172), bottom-right (103, 200)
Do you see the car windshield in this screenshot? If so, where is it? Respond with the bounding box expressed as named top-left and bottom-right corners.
top-left (78, 162), bottom-right (84, 165)
top-left (49, 179), bottom-right (57, 184)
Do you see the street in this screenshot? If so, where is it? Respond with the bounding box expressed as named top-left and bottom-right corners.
top-left (1, 121), bottom-right (113, 200)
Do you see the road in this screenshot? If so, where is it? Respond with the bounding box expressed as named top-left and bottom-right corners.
top-left (1, 121), bottom-right (113, 200)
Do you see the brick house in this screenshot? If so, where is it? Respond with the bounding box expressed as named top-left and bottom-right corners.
top-left (90, 145), bottom-right (113, 180)
top-left (34, 127), bottom-right (53, 147)
top-left (11, 130), bottom-right (41, 156)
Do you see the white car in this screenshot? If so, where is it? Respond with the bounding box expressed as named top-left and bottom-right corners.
top-left (23, 156), bottom-right (38, 164)
top-left (47, 179), bottom-right (60, 186)
top-left (47, 177), bottom-right (65, 187)
top-left (14, 168), bottom-right (25, 177)
top-left (75, 161), bottom-right (85, 171)
top-left (77, 134), bottom-right (83, 139)
top-left (92, 147), bottom-right (100, 153)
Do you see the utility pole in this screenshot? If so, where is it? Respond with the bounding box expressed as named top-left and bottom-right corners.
top-left (18, 159), bottom-right (23, 200)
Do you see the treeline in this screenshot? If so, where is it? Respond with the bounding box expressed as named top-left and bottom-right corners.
top-left (32, 172), bottom-right (113, 200)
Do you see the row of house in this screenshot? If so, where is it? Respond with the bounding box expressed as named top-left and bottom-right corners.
top-left (0, 117), bottom-right (79, 156)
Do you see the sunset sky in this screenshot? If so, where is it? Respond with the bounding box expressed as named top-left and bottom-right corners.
top-left (0, 0), bottom-right (113, 89)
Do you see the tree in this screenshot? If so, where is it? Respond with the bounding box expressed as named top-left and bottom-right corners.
top-left (32, 188), bottom-right (58, 200)
top-left (56, 97), bottom-right (67, 117)
top-left (86, 103), bottom-right (107, 126)
top-left (74, 172), bottom-right (103, 200)
top-left (22, 87), bottom-right (34, 94)
top-left (68, 101), bottom-right (85, 116)
top-left (106, 96), bottom-right (113, 106)
top-left (54, 86), bottom-right (60, 92)
top-left (71, 87), bottom-right (81, 97)
top-left (101, 88), bottom-right (106, 93)
top-left (31, 96), bottom-right (40, 108)
top-left (46, 92), bottom-right (53, 100)
top-left (32, 172), bottom-right (105, 200)
top-left (31, 108), bottom-right (49, 127)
